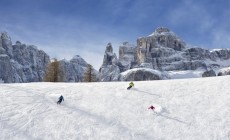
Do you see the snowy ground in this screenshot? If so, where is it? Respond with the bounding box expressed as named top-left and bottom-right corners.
top-left (0, 76), bottom-right (230, 140)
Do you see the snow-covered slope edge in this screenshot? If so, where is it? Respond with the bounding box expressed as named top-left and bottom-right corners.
top-left (0, 76), bottom-right (230, 140)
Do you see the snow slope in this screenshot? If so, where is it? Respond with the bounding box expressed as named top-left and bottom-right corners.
top-left (0, 76), bottom-right (230, 140)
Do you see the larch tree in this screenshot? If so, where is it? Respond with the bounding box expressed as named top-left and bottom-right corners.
top-left (44, 58), bottom-right (64, 82)
top-left (83, 64), bottom-right (97, 82)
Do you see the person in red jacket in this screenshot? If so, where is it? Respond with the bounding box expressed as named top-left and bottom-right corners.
top-left (148, 105), bottom-right (155, 110)
top-left (148, 105), bottom-right (158, 114)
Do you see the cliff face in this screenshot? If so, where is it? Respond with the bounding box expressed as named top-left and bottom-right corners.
top-left (135, 27), bottom-right (230, 71)
top-left (99, 43), bottom-right (120, 81)
top-left (0, 33), bottom-right (50, 83)
top-left (99, 27), bottom-right (230, 81)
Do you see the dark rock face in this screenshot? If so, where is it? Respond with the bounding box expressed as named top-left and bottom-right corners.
top-left (119, 68), bottom-right (162, 81)
top-left (202, 70), bottom-right (216, 77)
top-left (0, 32), bottom-right (50, 83)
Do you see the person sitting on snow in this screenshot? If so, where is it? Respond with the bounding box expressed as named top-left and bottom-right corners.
top-left (57, 95), bottom-right (64, 104)
top-left (127, 82), bottom-right (134, 90)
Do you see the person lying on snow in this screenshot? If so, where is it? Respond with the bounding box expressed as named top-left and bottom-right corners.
top-left (127, 82), bottom-right (134, 90)
top-left (57, 95), bottom-right (64, 104)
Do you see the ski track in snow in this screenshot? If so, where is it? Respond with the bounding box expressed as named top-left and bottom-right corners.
top-left (0, 76), bottom-right (230, 140)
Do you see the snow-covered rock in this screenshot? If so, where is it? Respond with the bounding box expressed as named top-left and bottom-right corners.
top-left (119, 68), bottom-right (169, 81)
top-left (217, 67), bottom-right (230, 76)
top-left (202, 70), bottom-right (216, 77)
top-left (118, 42), bottom-right (136, 72)
top-left (59, 55), bottom-right (99, 82)
top-left (99, 43), bottom-right (120, 81)
top-left (0, 32), bottom-right (13, 57)
top-left (99, 27), bottom-right (230, 81)
top-left (102, 43), bottom-right (118, 66)
top-left (0, 32), bottom-right (50, 83)
top-left (99, 65), bottom-right (120, 81)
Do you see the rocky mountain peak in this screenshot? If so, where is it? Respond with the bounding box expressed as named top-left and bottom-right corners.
top-left (99, 27), bottom-right (230, 81)
top-left (155, 27), bottom-right (170, 34)
top-left (1, 32), bottom-right (11, 40)
top-left (70, 55), bottom-right (88, 66)
top-left (105, 43), bottom-right (113, 53)
top-left (0, 32), bottom-right (13, 57)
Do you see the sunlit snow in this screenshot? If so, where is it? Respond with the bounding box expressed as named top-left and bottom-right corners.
top-left (1, 76), bottom-right (230, 139)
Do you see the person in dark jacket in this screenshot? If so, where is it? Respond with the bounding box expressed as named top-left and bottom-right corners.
top-left (57, 95), bottom-right (64, 104)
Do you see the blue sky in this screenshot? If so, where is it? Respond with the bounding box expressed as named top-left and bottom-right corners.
top-left (0, 0), bottom-right (230, 70)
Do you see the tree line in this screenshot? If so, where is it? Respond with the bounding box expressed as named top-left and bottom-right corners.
top-left (44, 58), bottom-right (97, 82)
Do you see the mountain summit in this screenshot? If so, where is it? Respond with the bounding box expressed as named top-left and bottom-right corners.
top-left (99, 27), bottom-right (230, 81)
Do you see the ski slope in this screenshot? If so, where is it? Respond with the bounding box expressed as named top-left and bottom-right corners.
top-left (0, 76), bottom-right (230, 140)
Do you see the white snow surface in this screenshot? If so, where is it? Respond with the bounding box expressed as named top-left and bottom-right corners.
top-left (167, 70), bottom-right (204, 79)
top-left (1, 76), bottom-right (230, 140)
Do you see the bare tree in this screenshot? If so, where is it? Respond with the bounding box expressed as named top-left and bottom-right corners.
top-left (44, 58), bottom-right (64, 82)
top-left (83, 64), bottom-right (97, 82)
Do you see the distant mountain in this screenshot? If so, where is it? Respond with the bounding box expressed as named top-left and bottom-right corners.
top-left (2, 27), bottom-right (230, 83)
top-left (0, 32), bottom-right (96, 83)
top-left (59, 55), bottom-right (98, 82)
top-left (99, 27), bottom-right (230, 81)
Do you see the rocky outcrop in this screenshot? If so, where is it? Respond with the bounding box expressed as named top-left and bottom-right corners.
top-left (0, 32), bottom-right (13, 57)
top-left (118, 42), bottom-right (136, 72)
top-left (0, 54), bottom-right (14, 83)
top-left (135, 27), bottom-right (186, 65)
top-left (99, 43), bottom-right (120, 81)
top-left (102, 43), bottom-right (118, 66)
top-left (59, 55), bottom-right (98, 82)
top-left (119, 68), bottom-right (167, 81)
top-left (99, 65), bottom-right (120, 81)
top-left (202, 70), bottom-right (216, 77)
top-left (0, 32), bottom-right (50, 83)
top-left (99, 27), bottom-right (230, 81)
top-left (217, 67), bottom-right (230, 76)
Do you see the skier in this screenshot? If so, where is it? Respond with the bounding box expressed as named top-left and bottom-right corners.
top-left (57, 95), bottom-right (64, 104)
top-left (148, 105), bottom-right (155, 110)
top-left (127, 82), bottom-right (134, 90)
top-left (148, 105), bottom-right (157, 114)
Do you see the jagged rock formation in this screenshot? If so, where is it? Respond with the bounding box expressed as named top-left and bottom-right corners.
top-left (202, 70), bottom-right (216, 77)
top-left (59, 55), bottom-right (98, 82)
top-left (0, 32), bottom-right (100, 83)
top-left (118, 42), bottom-right (135, 72)
top-left (99, 27), bottom-right (230, 81)
top-left (99, 43), bottom-right (120, 81)
top-left (0, 32), bottom-right (50, 83)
